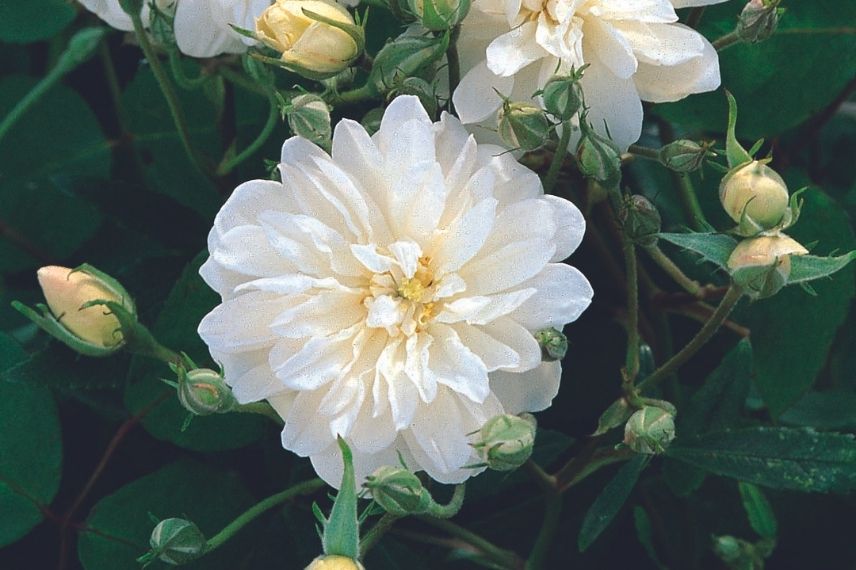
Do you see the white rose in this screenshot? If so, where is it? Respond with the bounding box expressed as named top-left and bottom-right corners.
top-left (198, 95), bottom-right (593, 488)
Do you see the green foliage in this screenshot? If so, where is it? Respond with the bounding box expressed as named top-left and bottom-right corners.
top-left (0, 75), bottom-right (109, 272)
top-left (578, 455), bottom-right (651, 552)
top-left (658, 232), bottom-right (738, 269)
top-left (0, 333), bottom-right (62, 548)
top-left (125, 253), bottom-right (267, 451)
top-left (657, 0), bottom-right (856, 139)
top-left (78, 461), bottom-right (255, 570)
top-left (741, 189), bottom-right (855, 417)
top-left (667, 427), bottom-right (856, 493)
top-left (738, 482), bottom-right (778, 540)
top-left (0, 0), bottom-right (76, 43)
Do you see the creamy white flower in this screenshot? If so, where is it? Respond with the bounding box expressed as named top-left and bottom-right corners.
top-left (77, 0), bottom-right (271, 57)
top-left (198, 95), bottom-right (593, 488)
top-left (452, 0), bottom-right (728, 150)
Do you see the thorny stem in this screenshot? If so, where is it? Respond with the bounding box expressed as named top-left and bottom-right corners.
top-left (623, 235), bottom-right (640, 385)
top-left (216, 90), bottom-right (280, 175)
top-left (447, 25), bottom-right (462, 114)
top-left (418, 517), bottom-right (524, 570)
top-left (204, 479), bottom-right (325, 552)
top-left (525, 493), bottom-right (562, 570)
top-left (130, 12), bottom-right (211, 178)
top-left (643, 244), bottom-right (703, 297)
top-left (524, 459), bottom-right (558, 493)
top-left (712, 30), bottom-right (743, 51)
top-left (638, 284), bottom-right (744, 392)
top-left (627, 144), bottom-right (661, 161)
top-left (360, 513), bottom-right (402, 555)
top-left (674, 172), bottom-right (708, 231)
top-left (544, 121), bottom-right (572, 194)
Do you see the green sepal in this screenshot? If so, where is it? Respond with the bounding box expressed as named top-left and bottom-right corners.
top-left (57, 27), bottom-right (108, 73)
top-left (71, 263), bottom-right (136, 314)
top-left (301, 8), bottom-right (366, 59)
top-left (593, 397), bottom-right (634, 436)
top-left (657, 232), bottom-right (739, 270)
top-left (11, 300), bottom-right (120, 357)
top-left (322, 437), bottom-right (360, 559)
top-left (369, 32), bottom-right (449, 94)
top-left (788, 252), bottom-right (856, 284)
top-left (738, 482), bottom-right (778, 540)
top-left (725, 91), bottom-right (753, 169)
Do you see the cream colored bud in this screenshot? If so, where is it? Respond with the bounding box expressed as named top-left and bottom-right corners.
top-left (256, 0), bottom-right (360, 76)
top-left (719, 161), bottom-right (789, 229)
top-left (727, 234), bottom-right (808, 299)
top-left (305, 555), bottom-right (365, 570)
top-left (37, 266), bottom-right (129, 348)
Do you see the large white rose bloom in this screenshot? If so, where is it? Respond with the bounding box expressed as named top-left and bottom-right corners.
top-left (452, 0), bottom-right (728, 150)
top-left (77, 0), bottom-right (271, 57)
top-left (198, 96), bottom-right (593, 488)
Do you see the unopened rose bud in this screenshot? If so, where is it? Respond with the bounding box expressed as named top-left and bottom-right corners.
top-left (497, 101), bottom-right (550, 152)
top-left (34, 265), bottom-right (135, 354)
top-left (305, 555), bottom-right (365, 570)
top-left (712, 535), bottom-right (744, 563)
top-left (369, 33), bottom-right (448, 93)
top-left (256, 0), bottom-right (362, 78)
top-left (541, 71), bottom-right (584, 121)
top-left (177, 368), bottom-right (238, 416)
top-left (534, 328), bottom-right (568, 362)
top-left (576, 118), bottom-right (622, 190)
top-left (658, 139), bottom-right (713, 173)
top-left (143, 518), bottom-right (207, 566)
top-left (472, 413), bottom-right (537, 472)
top-left (408, 0), bottom-right (471, 31)
top-left (727, 234), bottom-right (808, 299)
top-left (364, 465), bottom-right (432, 515)
top-left (720, 160), bottom-right (790, 232)
top-left (287, 94), bottom-right (332, 150)
top-left (738, 0), bottom-right (782, 43)
top-left (620, 195), bottom-right (661, 247)
top-left (624, 405), bottom-right (676, 455)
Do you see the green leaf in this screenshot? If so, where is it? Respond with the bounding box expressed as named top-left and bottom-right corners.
top-left (121, 65), bottom-right (223, 219)
top-left (779, 391), bottom-right (856, 431)
top-left (78, 461), bottom-right (255, 570)
top-left (788, 253), bottom-right (856, 284)
top-left (664, 340), bottom-right (753, 497)
top-left (742, 188), bottom-right (855, 416)
top-left (738, 482), bottom-right (778, 540)
top-left (0, 75), bottom-right (109, 272)
top-left (658, 232), bottom-right (738, 269)
top-left (0, 0), bottom-right (76, 43)
top-left (724, 91), bottom-right (753, 168)
top-left (0, 333), bottom-right (62, 548)
top-left (125, 253), bottom-right (268, 451)
top-left (633, 507), bottom-right (666, 570)
top-left (578, 454), bottom-right (651, 552)
top-left (667, 427), bottom-right (856, 493)
top-left (657, 1), bottom-right (856, 140)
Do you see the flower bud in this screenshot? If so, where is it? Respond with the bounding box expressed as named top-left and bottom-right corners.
top-left (305, 555), bottom-right (365, 570)
top-left (256, 0), bottom-right (362, 78)
top-left (712, 535), bottom-right (744, 564)
top-left (541, 72), bottom-right (584, 121)
top-left (738, 0), bottom-right (782, 43)
top-left (620, 195), bottom-right (661, 248)
top-left (534, 328), bottom-right (568, 362)
top-left (623, 406), bottom-right (676, 455)
top-left (364, 465), bottom-right (432, 515)
top-left (727, 234), bottom-right (808, 299)
top-left (369, 33), bottom-right (449, 93)
top-left (408, 0), bottom-right (471, 31)
top-left (472, 413), bottom-right (537, 471)
top-left (146, 518), bottom-right (207, 566)
top-left (497, 100), bottom-right (550, 152)
top-left (719, 160), bottom-right (790, 232)
top-left (658, 139), bottom-right (713, 173)
top-left (177, 368), bottom-right (238, 416)
top-left (35, 265), bottom-right (135, 353)
top-left (576, 119), bottom-right (622, 190)
top-left (287, 93), bottom-right (332, 150)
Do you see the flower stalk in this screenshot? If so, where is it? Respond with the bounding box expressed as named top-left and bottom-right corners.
top-left (543, 121), bottom-right (572, 194)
